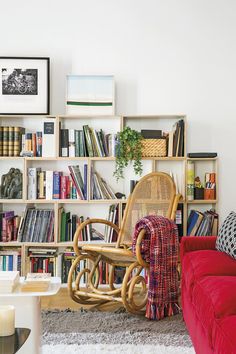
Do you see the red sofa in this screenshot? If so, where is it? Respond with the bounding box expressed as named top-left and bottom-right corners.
top-left (181, 236), bottom-right (236, 354)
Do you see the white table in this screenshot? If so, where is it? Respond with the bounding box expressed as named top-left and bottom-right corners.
top-left (0, 277), bottom-right (61, 354)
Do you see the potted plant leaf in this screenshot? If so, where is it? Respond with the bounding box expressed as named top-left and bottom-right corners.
top-left (114, 126), bottom-right (143, 181)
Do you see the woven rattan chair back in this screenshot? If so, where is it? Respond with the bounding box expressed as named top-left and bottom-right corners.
top-left (117, 172), bottom-right (176, 247)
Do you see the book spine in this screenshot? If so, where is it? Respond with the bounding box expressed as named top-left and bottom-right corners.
top-left (25, 133), bottom-right (32, 152)
top-left (0, 127), bottom-right (2, 156)
top-left (39, 171), bottom-right (46, 199)
top-left (66, 177), bottom-right (71, 199)
top-left (32, 133), bottom-right (37, 157)
top-left (68, 129), bottom-right (75, 157)
top-left (36, 132), bottom-right (42, 157)
top-left (75, 130), bottom-right (80, 157)
top-left (42, 119), bottom-right (56, 157)
top-left (28, 167), bottom-right (38, 200)
top-left (3, 126), bottom-right (9, 156)
top-left (46, 170), bottom-right (53, 200)
top-left (84, 164), bottom-right (88, 200)
top-left (8, 126), bottom-right (14, 157)
top-left (60, 129), bottom-right (69, 157)
top-left (53, 172), bottom-right (61, 199)
top-left (60, 175), bottom-right (67, 199)
top-left (13, 127), bottom-right (20, 156)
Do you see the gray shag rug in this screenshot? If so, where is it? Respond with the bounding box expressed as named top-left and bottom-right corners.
top-left (42, 309), bottom-right (194, 353)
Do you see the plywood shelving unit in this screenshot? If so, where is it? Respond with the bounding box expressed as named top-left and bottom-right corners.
top-left (0, 114), bottom-right (218, 282)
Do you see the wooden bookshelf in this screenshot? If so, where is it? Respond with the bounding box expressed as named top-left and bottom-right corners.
top-left (0, 114), bottom-right (219, 285)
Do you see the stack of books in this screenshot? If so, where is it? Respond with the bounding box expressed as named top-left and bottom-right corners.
top-left (91, 168), bottom-right (117, 200)
top-left (0, 211), bottom-right (21, 242)
top-left (166, 119), bottom-right (185, 157)
top-left (18, 207), bottom-right (54, 243)
top-left (0, 271), bottom-right (20, 293)
top-left (187, 209), bottom-right (218, 236)
top-left (27, 164), bottom-right (87, 200)
top-left (21, 273), bottom-right (51, 292)
top-left (28, 248), bottom-right (57, 275)
top-left (60, 125), bottom-right (117, 157)
top-left (0, 250), bottom-right (21, 271)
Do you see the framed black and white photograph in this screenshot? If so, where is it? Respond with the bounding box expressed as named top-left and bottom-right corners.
top-left (0, 57), bottom-right (50, 114)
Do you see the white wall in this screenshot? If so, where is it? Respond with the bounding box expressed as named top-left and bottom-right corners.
top-left (1, 0), bottom-right (236, 218)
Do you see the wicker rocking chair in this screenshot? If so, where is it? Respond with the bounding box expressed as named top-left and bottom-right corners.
top-left (68, 172), bottom-right (181, 314)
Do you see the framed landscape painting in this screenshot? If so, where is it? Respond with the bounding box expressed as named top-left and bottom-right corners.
top-left (0, 57), bottom-right (50, 115)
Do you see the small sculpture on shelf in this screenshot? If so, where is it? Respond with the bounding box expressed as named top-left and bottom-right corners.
top-left (194, 176), bottom-right (203, 188)
top-left (0, 168), bottom-right (23, 199)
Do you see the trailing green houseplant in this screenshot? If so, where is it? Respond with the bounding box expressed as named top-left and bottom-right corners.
top-left (114, 126), bottom-right (143, 181)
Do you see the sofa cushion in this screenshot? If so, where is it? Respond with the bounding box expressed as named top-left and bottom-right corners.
top-left (192, 276), bottom-right (236, 347)
top-left (216, 211), bottom-right (236, 259)
top-left (182, 249), bottom-right (236, 293)
top-left (213, 316), bottom-right (236, 354)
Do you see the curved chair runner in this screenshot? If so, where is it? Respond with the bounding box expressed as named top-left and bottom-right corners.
top-left (68, 172), bottom-right (181, 314)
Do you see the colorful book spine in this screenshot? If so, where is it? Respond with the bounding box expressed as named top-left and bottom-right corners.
top-left (0, 127), bottom-right (2, 156)
top-left (36, 132), bottom-right (42, 157)
top-left (3, 126), bottom-right (9, 156)
top-left (32, 133), bottom-right (37, 156)
top-left (8, 126), bottom-right (14, 157)
top-left (53, 171), bottom-right (61, 199)
top-left (60, 175), bottom-right (67, 199)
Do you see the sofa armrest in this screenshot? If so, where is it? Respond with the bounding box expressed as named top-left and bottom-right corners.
top-left (180, 236), bottom-right (217, 261)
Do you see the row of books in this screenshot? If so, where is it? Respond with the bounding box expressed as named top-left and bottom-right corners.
top-left (18, 208), bottom-right (54, 243)
top-left (91, 168), bottom-right (117, 200)
top-left (0, 126), bottom-right (25, 157)
top-left (187, 209), bottom-right (218, 236)
top-left (0, 211), bottom-right (21, 242)
top-left (166, 119), bottom-right (185, 157)
top-left (28, 248), bottom-right (57, 275)
top-left (59, 209), bottom-right (112, 242)
top-left (28, 165), bottom-right (87, 200)
top-left (60, 125), bottom-right (117, 158)
top-left (0, 250), bottom-right (21, 271)
top-left (104, 204), bottom-right (119, 243)
top-left (0, 119), bottom-right (56, 157)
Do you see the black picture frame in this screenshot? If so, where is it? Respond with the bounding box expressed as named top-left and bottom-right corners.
top-left (0, 56), bottom-right (50, 115)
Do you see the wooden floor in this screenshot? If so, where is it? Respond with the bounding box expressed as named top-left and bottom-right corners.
top-left (41, 288), bottom-right (122, 311)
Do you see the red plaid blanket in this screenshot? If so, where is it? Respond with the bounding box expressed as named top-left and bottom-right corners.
top-left (132, 215), bottom-right (180, 320)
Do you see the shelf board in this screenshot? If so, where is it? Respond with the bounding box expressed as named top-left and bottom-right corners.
top-left (89, 199), bottom-right (119, 204)
top-left (187, 157), bottom-right (218, 161)
top-left (57, 241), bottom-right (116, 246)
top-left (0, 156), bottom-right (23, 160)
top-left (152, 157), bottom-right (185, 161)
top-left (26, 157), bottom-right (57, 161)
top-left (0, 242), bottom-right (22, 247)
top-left (0, 199), bottom-right (25, 204)
top-left (123, 115), bottom-right (186, 120)
top-left (187, 200), bottom-right (218, 204)
top-left (57, 199), bottom-right (88, 204)
top-left (58, 115), bottom-right (121, 119)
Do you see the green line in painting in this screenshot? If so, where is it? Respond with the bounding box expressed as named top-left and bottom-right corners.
top-left (67, 101), bottom-right (113, 106)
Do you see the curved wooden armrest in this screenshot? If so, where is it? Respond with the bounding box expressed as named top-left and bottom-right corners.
top-left (136, 229), bottom-right (149, 268)
top-left (73, 218), bottom-right (120, 256)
